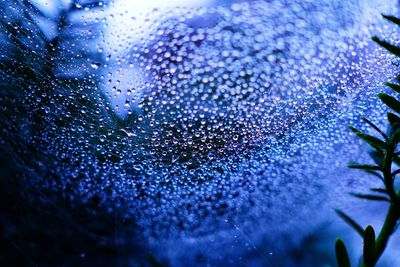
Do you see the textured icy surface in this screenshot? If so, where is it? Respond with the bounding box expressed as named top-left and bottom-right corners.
top-left (2, 0), bottom-right (400, 265)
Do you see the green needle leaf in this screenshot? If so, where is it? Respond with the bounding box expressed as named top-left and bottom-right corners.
top-left (362, 170), bottom-right (384, 181)
top-left (350, 193), bottom-right (390, 202)
top-left (378, 94), bottom-right (400, 114)
top-left (384, 82), bottom-right (400, 94)
top-left (387, 112), bottom-right (400, 127)
top-left (348, 164), bottom-right (381, 171)
top-left (362, 118), bottom-right (388, 141)
top-left (348, 126), bottom-right (388, 150)
top-left (368, 150), bottom-right (384, 166)
top-left (393, 155), bottom-right (400, 166)
top-left (372, 36), bottom-right (400, 57)
top-left (335, 209), bottom-right (365, 237)
top-left (392, 169), bottom-right (400, 177)
top-left (335, 238), bottom-right (352, 267)
top-left (370, 188), bottom-right (388, 194)
top-left (391, 127), bottom-right (400, 144)
top-left (363, 225), bottom-right (376, 266)
top-left (382, 14), bottom-right (400, 26)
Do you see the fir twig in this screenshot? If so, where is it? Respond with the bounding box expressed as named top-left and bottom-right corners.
top-left (335, 13), bottom-right (400, 267)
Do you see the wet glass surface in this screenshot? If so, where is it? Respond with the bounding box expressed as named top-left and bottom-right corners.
top-left (1, 0), bottom-right (399, 266)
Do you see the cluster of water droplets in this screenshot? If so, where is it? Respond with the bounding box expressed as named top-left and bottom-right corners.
top-left (89, 0), bottom-right (399, 236)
